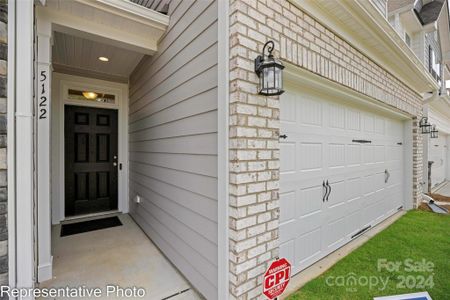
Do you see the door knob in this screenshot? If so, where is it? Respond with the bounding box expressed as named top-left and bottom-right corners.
top-left (113, 162), bottom-right (118, 167)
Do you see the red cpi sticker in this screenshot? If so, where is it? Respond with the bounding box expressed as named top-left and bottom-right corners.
top-left (263, 258), bottom-right (291, 299)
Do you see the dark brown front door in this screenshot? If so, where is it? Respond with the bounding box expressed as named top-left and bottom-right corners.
top-left (65, 105), bottom-right (118, 217)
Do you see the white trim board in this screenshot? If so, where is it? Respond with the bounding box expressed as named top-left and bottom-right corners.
top-left (217, 0), bottom-right (229, 299)
top-left (7, 0), bottom-right (17, 290)
top-left (10, 0), bottom-right (35, 295)
top-left (51, 72), bottom-right (129, 225)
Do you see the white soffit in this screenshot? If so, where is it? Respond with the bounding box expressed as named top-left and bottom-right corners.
top-left (52, 31), bottom-right (144, 83)
top-left (38, 0), bottom-right (170, 55)
top-left (292, 0), bottom-right (439, 94)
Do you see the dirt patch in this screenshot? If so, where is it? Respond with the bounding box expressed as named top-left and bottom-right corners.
top-left (418, 203), bottom-right (432, 212)
top-left (428, 193), bottom-right (450, 203)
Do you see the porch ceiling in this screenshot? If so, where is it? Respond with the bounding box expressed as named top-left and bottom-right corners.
top-left (38, 0), bottom-right (170, 55)
top-left (52, 31), bottom-right (143, 83)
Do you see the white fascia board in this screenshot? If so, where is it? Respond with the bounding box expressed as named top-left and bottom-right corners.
top-left (75, 0), bottom-right (169, 30)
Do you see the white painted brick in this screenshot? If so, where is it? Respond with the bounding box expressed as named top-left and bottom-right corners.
top-left (247, 182), bottom-right (266, 193)
top-left (247, 203), bottom-right (266, 215)
top-left (247, 223), bottom-right (266, 237)
top-left (235, 215), bottom-right (257, 230)
top-left (235, 258), bottom-right (258, 274)
top-left (236, 194), bottom-right (257, 206)
top-left (248, 161), bottom-right (266, 171)
top-left (235, 237), bottom-right (257, 252)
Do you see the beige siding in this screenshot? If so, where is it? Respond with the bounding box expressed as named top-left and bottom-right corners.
top-left (128, 1), bottom-right (218, 298)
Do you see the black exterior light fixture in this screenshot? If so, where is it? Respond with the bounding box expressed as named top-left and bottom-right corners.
top-left (430, 125), bottom-right (439, 138)
top-left (255, 40), bottom-right (285, 96)
top-left (419, 117), bottom-right (431, 134)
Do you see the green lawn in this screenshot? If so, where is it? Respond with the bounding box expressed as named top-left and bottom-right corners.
top-left (286, 210), bottom-right (450, 300)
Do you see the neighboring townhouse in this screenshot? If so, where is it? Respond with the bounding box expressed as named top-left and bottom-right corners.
top-left (2, 1), bottom-right (448, 300)
top-left (388, 0), bottom-right (450, 193)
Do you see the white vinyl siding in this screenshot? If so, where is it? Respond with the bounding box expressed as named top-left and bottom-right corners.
top-left (128, 1), bottom-right (218, 298)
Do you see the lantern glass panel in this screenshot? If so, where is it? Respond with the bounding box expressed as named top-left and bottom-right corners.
top-left (421, 124), bottom-right (431, 134)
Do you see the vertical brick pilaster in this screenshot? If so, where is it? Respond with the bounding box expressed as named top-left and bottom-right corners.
top-left (0, 0), bottom-right (7, 288)
top-left (229, 1), bottom-right (280, 299)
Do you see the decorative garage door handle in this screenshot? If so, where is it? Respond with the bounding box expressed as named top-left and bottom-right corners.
top-left (352, 139), bottom-right (372, 143)
top-left (279, 134), bottom-right (288, 139)
top-left (322, 181), bottom-right (327, 202)
top-left (326, 180), bottom-right (331, 201)
top-left (385, 169), bottom-right (390, 183)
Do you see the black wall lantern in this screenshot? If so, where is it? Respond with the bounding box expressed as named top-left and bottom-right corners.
top-left (255, 41), bottom-right (285, 96)
top-left (419, 117), bottom-right (431, 134)
top-left (430, 125), bottom-right (439, 138)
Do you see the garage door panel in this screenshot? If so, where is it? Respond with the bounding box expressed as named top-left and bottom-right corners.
top-left (346, 108), bottom-right (362, 131)
top-left (279, 191), bottom-right (295, 223)
top-left (346, 177), bottom-right (363, 201)
top-left (280, 86), bottom-right (405, 275)
top-left (299, 142), bottom-right (323, 171)
top-left (295, 228), bottom-right (322, 269)
top-left (298, 184), bottom-right (325, 217)
top-left (280, 240), bottom-right (295, 272)
top-left (299, 96), bottom-right (323, 127)
top-left (346, 144), bottom-right (362, 166)
top-left (328, 143), bottom-right (346, 169)
top-left (326, 179), bottom-right (346, 208)
top-left (324, 215), bottom-right (348, 251)
top-left (279, 219), bottom-right (296, 243)
top-left (280, 91), bottom-right (297, 123)
top-left (327, 103), bottom-right (346, 129)
top-left (280, 142), bottom-right (296, 173)
top-left (429, 134), bottom-right (448, 188)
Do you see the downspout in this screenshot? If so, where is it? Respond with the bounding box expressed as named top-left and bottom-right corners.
top-left (423, 90), bottom-right (439, 104)
top-left (13, 0), bottom-right (35, 295)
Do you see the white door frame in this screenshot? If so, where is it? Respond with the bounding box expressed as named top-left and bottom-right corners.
top-left (51, 73), bottom-right (129, 225)
top-left (36, 16), bottom-right (130, 283)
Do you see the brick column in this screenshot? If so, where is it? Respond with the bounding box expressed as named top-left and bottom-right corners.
top-left (0, 0), bottom-right (7, 287)
top-left (229, 1), bottom-right (280, 298)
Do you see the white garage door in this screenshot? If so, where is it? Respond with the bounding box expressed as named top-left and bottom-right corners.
top-left (429, 133), bottom-right (448, 189)
top-left (279, 86), bottom-right (405, 275)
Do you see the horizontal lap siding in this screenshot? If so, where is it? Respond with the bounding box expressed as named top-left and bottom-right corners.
top-left (128, 1), bottom-right (219, 298)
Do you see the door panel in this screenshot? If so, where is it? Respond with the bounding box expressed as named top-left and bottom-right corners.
top-left (280, 86), bottom-right (404, 275)
top-left (65, 105), bottom-right (118, 217)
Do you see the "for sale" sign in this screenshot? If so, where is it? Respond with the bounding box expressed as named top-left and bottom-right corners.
top-left (263, 258), bottom-right (291, 299)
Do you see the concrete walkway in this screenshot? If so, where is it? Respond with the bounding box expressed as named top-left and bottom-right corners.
top-left (39, 214), bottom-right (201, 300)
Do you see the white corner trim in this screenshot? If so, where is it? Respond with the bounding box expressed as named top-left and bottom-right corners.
top-left (7, 0), bottom-right (16, 290)
top-left (37, 258), bottom-right (53, 283)
top-left (14, 0), bottom-right (35, 293)
top-left (217, 0), bottom-right (230, 299)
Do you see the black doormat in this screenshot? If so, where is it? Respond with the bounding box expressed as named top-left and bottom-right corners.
top-left (61, 216), bottom-right (122, 237)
